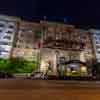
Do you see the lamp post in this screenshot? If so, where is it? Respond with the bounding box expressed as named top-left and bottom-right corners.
top-left (54, 50), bottom-right (60, 75)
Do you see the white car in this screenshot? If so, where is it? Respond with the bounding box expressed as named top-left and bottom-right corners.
top-left (30, 72), bottom-right (44, 79)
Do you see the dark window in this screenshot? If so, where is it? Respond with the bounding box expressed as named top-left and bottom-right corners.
top-left (26, 34), bottom-right (32, 38)
top-left (21, 29), bottom-right (26, 32)
top-left (0, 30), bottom-right (3, 32)
top-left (98, 51), bottom-right (100, 54)
top-left (20, 33), bottom-right (24, 37)
top-left (9, 25), bottom-right (14, 28)
top-left (19, 39), bottom-right (23, 43)
top-left (96, 45), bottom-right (100, 49)
top-left (0, 24), bottom-right (4, 27)
top-left (96, 41), bottom-right (99, 44)
top-left (6, 30), bottom-right (13, 34)
top-left (26, 39), bottom-right (32, 43)
top-left (0, 42), bottom-right (8, 45)
top-left (17, 45), bottom-right (21, 48)
top-left (94, 36), bottom-right (97, 40)
top-left (25, 46), bottom-right (29, 48)
top-left (3, 36), bottom-right (11, 40)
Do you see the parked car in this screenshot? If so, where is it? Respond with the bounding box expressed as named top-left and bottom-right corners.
top-left (0, 72), bottom-right (14, 79)
top-left (26, 72), bottom-right (44, 80)
top-left (5, 72), bottom-right (14, 78)
top-left (47, 75), bottom-right (59, 80)
top-left (0, 72), bottom-right (6, 78)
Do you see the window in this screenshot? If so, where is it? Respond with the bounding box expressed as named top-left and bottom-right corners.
top-left (25, 46), bottom-right (29, 48)
top-left (94, 36), bottom-right (98, 40)
top-left (0, 24), bottom-right (4, 27)
top-left (26, 34), bottom-right (33, 38)
top-left (0, 30), bottom-right (3, 32)
top-left (96, 40), bottom-right (100, 44)
top-left (9, 25), bottom-right (14, 29)
top-left (96, 45), bottom-right (100, 49)
top-left (3, 36), bottom-right (11, 40)
top-left (0, 42), bottom-right (11, 45)
top-left (17, 45), bottom-right (21, 48)
top-left (20, 33), bottom-right (24, 37)
top-left (21, 29), bottom-right (26, 32)
top-left (56, 33), bottom-right (61, 40)
top-left (28, 30), bottom-right (33, 33)
top-left (6, 30), bottom-right (13, 34)
top-left (97, 51), bottom-right (100, 54)
top-left (18, 39), bottom-right (23, 43)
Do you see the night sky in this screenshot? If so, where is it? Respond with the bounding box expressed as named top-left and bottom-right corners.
top-left (0, 0), bottom-right (100, 28)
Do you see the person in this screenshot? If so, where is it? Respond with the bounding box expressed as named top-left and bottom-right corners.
top-left (44, 60), bottom-right (52, 79)
top-left (48, 61), bottom-right (52, 71)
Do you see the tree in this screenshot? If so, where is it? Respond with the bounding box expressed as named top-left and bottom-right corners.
top-left (0, 57), bottom-right (39, 74)
top-left (0, 58), bottom-right (11, 72)
top-left (90, 62), bottom-right (100, 79)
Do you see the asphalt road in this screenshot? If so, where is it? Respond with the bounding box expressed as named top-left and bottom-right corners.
top-left (0, 79), bottom-right (100, 100)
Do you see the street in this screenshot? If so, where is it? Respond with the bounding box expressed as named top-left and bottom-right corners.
top-left (0, 80), bottom-right (100, 100)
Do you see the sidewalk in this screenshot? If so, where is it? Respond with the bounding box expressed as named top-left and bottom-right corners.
top-left (13, 73), bottom-right (31, 78)
top-left (0, 79), bottom-right (100, 89)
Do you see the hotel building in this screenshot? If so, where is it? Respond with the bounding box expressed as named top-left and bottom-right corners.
top-left (0, 15), bottom-right (98, 76)
top-left (40, 21), bottom-right (94, 75)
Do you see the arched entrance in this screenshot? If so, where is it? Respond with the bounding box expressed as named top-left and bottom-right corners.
top-left (58, 60), bottom-right (88, 77)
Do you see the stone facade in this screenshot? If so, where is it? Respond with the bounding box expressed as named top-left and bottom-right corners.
top-left (40, 21), bottom-right (94, 75)
top-left (12, 21), bottom-right (41, 60)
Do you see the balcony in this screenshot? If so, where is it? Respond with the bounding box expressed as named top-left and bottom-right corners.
top-left (42, 40), bottom-right (85, 51)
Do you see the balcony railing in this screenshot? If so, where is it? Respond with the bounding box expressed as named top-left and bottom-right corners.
top-left (42, 41), bottom-right (85, 51)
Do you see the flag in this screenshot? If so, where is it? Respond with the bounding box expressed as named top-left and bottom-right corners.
top-left (43, 16), bottom-right (47, 21)
top-left (64, 18), bottom-right (68, 23)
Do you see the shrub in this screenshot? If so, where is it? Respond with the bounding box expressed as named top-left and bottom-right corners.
top-left (0, 58), bottom-right (39, 73)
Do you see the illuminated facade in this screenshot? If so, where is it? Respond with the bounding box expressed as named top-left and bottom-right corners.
top-left (40, 21), bottom-right (94, 75)
top-left (0, 15), bottom-right (98, 76)
top-left (12, 21), bottom-right (41, 61)
top-left (0, 15), bottom-right (20, 58)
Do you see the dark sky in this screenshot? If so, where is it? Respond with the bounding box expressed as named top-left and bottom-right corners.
top-left (0, 0), bottom-right (100, 28)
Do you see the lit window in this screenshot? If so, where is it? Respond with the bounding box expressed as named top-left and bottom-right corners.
top-left (28, 30), bottom-right (33, 33)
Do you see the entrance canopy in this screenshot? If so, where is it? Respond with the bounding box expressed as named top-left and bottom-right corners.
top-left (65, 60), bottom-right (87, 66)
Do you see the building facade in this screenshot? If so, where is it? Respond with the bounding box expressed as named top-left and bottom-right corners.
top-left (0, 15), bottom-right (98, 76)
top-left (12, 21), bottom-right (41, 61)
top-left (40, 21), bottom-right (94, 75)
top-left (0, 15), bottom-right (20, 58)
top-left (89, 29), bottom-right (100, 63)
